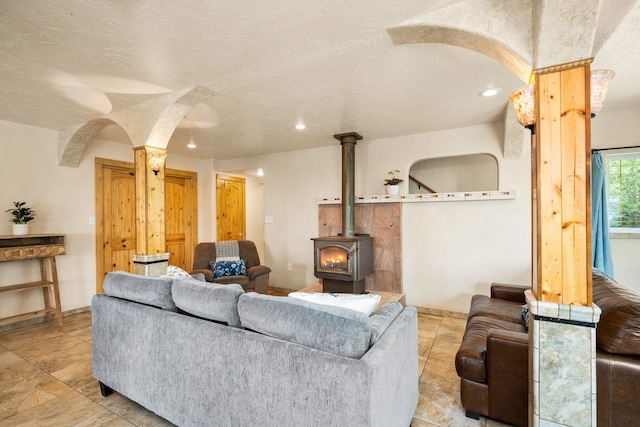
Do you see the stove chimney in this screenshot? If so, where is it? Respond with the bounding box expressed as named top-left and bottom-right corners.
top-left (333, 132), bottom-right (362, 237)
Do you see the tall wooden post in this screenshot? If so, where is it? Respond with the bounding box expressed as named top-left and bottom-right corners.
top-left (533, 59), bottom-right (593, 305)
top-left (526, 59), bottom-right (601, 426)
top-left (132, 146), bottom-right (169, 276)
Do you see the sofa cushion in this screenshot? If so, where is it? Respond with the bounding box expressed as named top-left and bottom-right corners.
top-left (210, 260), bottom-right (247, 278)
top-left (593, 269), bottom-right (640, 355)
top-left (103, 271), bottom-right (177, 312)
top-left (237, 293), bottom-right (372, 358)
top-left (369, 302), bottom-right (403, 344)
top-left (468, 294), bottom-right (525, 324)
top-left (455, 316), bottom-right (527, 382)
top-left (172, 277), bottom-right (244, 327)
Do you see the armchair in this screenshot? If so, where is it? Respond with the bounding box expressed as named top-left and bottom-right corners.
top-left (191, 240), bottom-right (271, 294)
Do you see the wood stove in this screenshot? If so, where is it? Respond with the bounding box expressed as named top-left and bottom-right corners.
top-left (312, 235), bottom-right (373, 294)
top-left (312, 131), bottom-right (374, 293)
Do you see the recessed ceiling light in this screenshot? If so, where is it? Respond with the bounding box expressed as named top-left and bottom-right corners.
top-left (256, 168), bottom-right (264, 177)
top-left (479, 88), bottom-right (502, 97)
top-left (295, 123), bottom-right (306, 130)
top-left (187, 142), bottom-right (196, 149)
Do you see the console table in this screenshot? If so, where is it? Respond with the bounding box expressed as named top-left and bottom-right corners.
top-left (0, 234), bottom-right (66, 326)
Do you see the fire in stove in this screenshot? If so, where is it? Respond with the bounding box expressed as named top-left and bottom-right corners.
top-left (320, 249), bottom-right (348, 271)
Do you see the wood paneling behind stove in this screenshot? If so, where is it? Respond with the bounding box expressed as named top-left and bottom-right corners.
top-left (318, 202), bottom-right (402, 293)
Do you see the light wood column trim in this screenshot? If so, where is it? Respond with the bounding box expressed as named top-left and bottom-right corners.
top-left (533, 61), bottom-right (592, 305)
top-left (134, 146), bottom-right (167, 255)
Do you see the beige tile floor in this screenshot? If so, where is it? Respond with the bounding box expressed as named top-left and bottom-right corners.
top-left (0, 308), bottom-right (512, 426)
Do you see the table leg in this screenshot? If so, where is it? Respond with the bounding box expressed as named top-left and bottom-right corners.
top-left (49, 257), bottom-right (63, 327)
top-left (40, 258), bottom-right (53, 322)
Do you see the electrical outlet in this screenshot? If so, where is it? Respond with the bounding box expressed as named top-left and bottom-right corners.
top-left (287, 263), bottom-right (293, 271)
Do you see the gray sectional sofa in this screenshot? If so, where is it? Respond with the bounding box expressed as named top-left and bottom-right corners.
top-left (92, 272), bottom-right (418, 427)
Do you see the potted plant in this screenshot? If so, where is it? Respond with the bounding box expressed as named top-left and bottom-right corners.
top-left (384, 170), bottom-right (404, 195)
top-left (5, 201), bottom-right (36, 235)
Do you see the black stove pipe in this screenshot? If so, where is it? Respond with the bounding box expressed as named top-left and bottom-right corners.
top-left (333, 132), bottom-right (362, 238)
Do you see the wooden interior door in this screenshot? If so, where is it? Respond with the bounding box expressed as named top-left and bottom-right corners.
top-left (95, 159), bottom-right (136, 293)
top-left (165, 170), bottom-right (198, 271)
top-left (96, 158), bottom-right (198, 293)
top-left (216, 174), bottom-right (246, 241)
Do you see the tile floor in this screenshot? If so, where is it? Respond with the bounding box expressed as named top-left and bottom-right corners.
top-left (0, 307), bottom-right (512, 426)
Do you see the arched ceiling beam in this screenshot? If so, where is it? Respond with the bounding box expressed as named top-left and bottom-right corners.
top-left (108, 86), bottom-right (215, 149)
top-left (58, 118), bottom-right (120, 167)
top-left (58, 86), bottom-right (215, 167)
top-left (387, 0), bottom-right (533, 83)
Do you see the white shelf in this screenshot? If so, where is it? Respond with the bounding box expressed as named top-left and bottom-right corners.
top-left (317, 190), bottom-right (516, 204)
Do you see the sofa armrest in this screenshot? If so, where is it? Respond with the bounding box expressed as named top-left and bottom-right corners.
top-left (247, 265), bottom-right (271, 280)
top-left (191, 268), bottom-right (214, 282)
top-left (490, 283), bottom-right (528, 304)
top-left (596, 349), bottom-right (640, 426)
top-left (487, 329), bottom-right (529, 427)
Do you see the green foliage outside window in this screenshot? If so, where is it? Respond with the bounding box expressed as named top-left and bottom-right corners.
top-left (608, 156), bottom-right (640, 229)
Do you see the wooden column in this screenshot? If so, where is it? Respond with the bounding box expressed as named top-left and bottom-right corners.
top-left (533, 59), bottom-right (592, 305)
top-left (527, 59), bottom-right (600, 426)
top-left (134, 146), bottom-right (167, 255)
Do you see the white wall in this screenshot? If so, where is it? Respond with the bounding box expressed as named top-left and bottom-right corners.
top-left (219, 109), bottom-right (639, 313)
top-left (1, 106), bottom-right (636, 319)
top-left (0, 120), bottom-right (214, 320)
top-left (221, 146), bottom-right (342, 290)
top-left (222, 122), bottom-right (533, 313)
top-left (592, 107), bottom-right (640, 292)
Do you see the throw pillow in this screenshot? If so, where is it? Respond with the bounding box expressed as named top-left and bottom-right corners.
top-left (522, 304), bottom-right (530, 331)
top-left (210, 260), bottom-right (247, 278)
top-left (164, 265), bottom-right (191, 278)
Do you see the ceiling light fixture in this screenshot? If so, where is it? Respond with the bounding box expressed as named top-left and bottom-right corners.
top-left (479, 88), bottom-right (502, 97)
top-left (256, 168), bottom-right (264, 177)
top-left (509, 69), bottom-right (615, 132)
top-left (590, 69), bottom-right (616, 117)
top-left (187, 142), bottom-right (196, 149)
top-left (295, 123), bottom-right (306, 130)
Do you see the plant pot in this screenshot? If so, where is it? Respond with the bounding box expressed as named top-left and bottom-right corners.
top-left (385, 185), bottom-right (400, 195)
top-left (12, 224), bottom-right (29, 235)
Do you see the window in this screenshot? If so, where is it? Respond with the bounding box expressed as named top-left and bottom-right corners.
top-left (606, 151), bottom-right (640, 232)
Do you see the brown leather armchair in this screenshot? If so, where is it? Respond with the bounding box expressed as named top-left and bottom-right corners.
top-left (190, 241), bottom-right (271, 294)
top-left (455, 284), bottom-right (529, 427)
top-left (457, 272), bottom-right (640, 427)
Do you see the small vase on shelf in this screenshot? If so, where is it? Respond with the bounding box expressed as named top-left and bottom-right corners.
top-left (384, 170), bottom-right (403, 196)
top-left (385, 185), bottom-right (400, 195)
top-left (12, 224), bottom-right (29, 235)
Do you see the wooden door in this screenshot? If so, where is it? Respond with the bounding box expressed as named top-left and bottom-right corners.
top-left (96, 158), bottom-right (198, 293)
top-left (95, 159), bottom-right (136, 293)
top-left (165, 170), bottom-right (198, 271)
top-left (216, 174), bottom-right (246, 241)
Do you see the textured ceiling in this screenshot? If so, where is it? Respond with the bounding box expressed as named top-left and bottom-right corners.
top-left (0, 0), bottom-right (639, 160)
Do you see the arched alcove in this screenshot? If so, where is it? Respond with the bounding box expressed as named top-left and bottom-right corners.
top-left (408, 153), bottom-right (498, 193)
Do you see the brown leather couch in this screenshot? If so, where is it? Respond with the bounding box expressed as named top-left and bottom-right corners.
top-left (191, 241), bottom-right (271, 294)
top-left (455, 270), bottom-right (640, 427)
